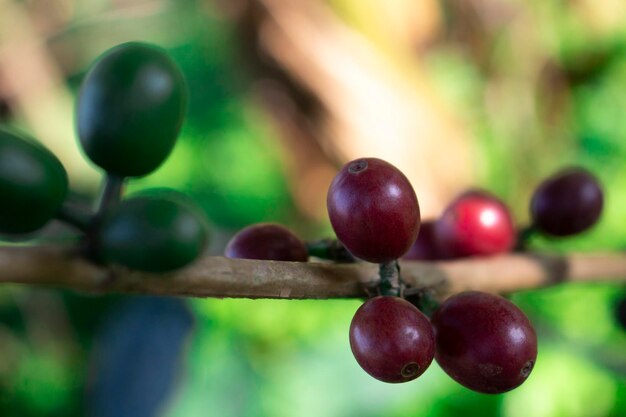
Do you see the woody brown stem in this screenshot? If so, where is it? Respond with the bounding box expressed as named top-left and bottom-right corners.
top-left (0, 246), bottom-right (624, 300)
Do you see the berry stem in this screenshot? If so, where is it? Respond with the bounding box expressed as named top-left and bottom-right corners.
top-left (306, 239), bottom-right (356, 263)
top-left (404, 289), bottom-right (440, 317)
top-left (95, 174), bottom-right (126, 215)
top-left (379, 260), bottom-right (402, 296)
top-left (0, 249), bottom-right (624, 299)
top-left (56, 203), bottom-right (93, 232)
top-left (515, 225), bottom-right (537, 251)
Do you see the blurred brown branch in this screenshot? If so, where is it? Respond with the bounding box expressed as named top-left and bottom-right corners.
top-left (0, 246), bottom-right (624, 300)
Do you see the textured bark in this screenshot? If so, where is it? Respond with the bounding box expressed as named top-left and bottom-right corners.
top-left (0, 246), bottom-right (624, 300)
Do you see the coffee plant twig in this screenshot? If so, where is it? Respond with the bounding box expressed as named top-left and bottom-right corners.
top-left (0, 246), bottom-right (623, 300)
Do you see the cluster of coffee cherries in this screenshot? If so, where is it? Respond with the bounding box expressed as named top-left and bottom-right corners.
top-left (405, 167), bottom-right (603, 261)
top-left (226, 157), bottom-right (604, 394)
top-left (0, 42), bottom-right (209, 272)
top-left (0, 41), bottom-right (611, 393)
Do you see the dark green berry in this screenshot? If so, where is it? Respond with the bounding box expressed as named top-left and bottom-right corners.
top-left (77, 42), bottom-right (187, 177)
top-left (96, 194), bottom-right (209, 272)
top-left (0, 128), bottom-right (68, 234)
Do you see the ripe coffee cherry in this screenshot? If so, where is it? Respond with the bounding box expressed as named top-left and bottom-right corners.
top-left (349, 296), bottom-right (435, 383)
top-left (402, 221), bottom-right (443, 261)
top-left (434, 190), bottom-right (515, 258)
top-left (77, 42), bottom-right (187, 177)
top-left (327, 158), bottom-right (420, 263)
top-left (0, 129), bottom-right (68, 234)
top-left (97, 194), bottom-right (209, 272)
top-left (530, 167), bottom-right (603, 237)
top-left (432, 291), bottom-right (537, 394)
top-left (225, 223), bottom-right (308, 261)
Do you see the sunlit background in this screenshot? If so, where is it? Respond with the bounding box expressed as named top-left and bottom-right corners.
top-left (0, 0), bottom-right (625, 416)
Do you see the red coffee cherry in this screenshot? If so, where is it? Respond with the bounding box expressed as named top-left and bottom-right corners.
top-left (434, 190), bottom-right (516, 258)
top-left (402, 221), bottom-right (445, 261)
top-left (225, 223), bottom-right (308, 262)
top-left (327, 158), bottom-right (420, 263)
top-left (349, 296), bottom-right (435, 383)
top-left (530, 167), bottom-right (603, 237)
top-left (432, 291), bottom-right (537, 394)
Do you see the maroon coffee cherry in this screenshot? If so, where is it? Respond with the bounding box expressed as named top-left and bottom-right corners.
top-left (349, 296), bottom-right (435, 383)
top-left (327, 158), bottom-right (420, 263)
top-left (530, 167), bottom-right (603, 237)
top-left (432, 291), bottom-right (537, 394)
top-left (402, 221), bottom-right (444, 261)
top-left (224, 223), bottom-right (308, 262)
top-left (434, 190), bottom-right (516, 258)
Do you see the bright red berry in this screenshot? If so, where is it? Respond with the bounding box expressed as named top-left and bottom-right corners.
top-left (432, 291), bottom-right (537, 394)
top-left (327, 158), bottom-right (420, 263)
top-left (225, 223), bottom-right (308, 262)
top-left (350, 296), bottom-right (435, 383)
top-left (434, 190), bottom-right (516, 258)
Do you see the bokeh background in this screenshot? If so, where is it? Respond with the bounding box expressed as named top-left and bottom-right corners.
top-left (1, 0), bottom-right (625, 416)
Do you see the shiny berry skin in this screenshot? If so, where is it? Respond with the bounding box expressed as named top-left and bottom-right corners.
top-left (225, 223), bottom-right (308, 262)
top-left (97, 194), bottom-right (209, 272)
top-left (327, 158), bottom-right (420, 263)
top-left (530, 167), bottom-right (603, 237)
top-left (434, 191), bottom-right (515, 258)
top-left (349, 296), bottom-right (435, 383)
top-left (77, 42), bottom-right (187, 177)
top-left (402, 221), bottom-right (444, 261)
top-left (0, 128), bottom-right (68, 234)
top-left (432, 291), bottom-right (537, 394)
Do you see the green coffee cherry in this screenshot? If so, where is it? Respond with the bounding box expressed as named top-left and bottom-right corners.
top-left (0, 129), bottom-right (68, 234)
top-left (97, 194), bottom-right (209, 272)
top-left (77, 42), bottom-right (187, 177)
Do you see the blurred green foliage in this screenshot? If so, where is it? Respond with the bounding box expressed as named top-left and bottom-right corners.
top-left (1, 1), bottom-right (626, 417)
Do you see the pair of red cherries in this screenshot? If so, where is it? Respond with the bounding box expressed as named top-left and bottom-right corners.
top-left (225, 157), bottom-right (603, 394)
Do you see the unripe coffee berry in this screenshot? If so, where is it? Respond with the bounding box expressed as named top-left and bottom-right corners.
top-left (77, 42), bottom-right (187, 177)
top-left (0, 129), bottom-right (68, 234)
top-left (97, 194), bottom-right (209, 272)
